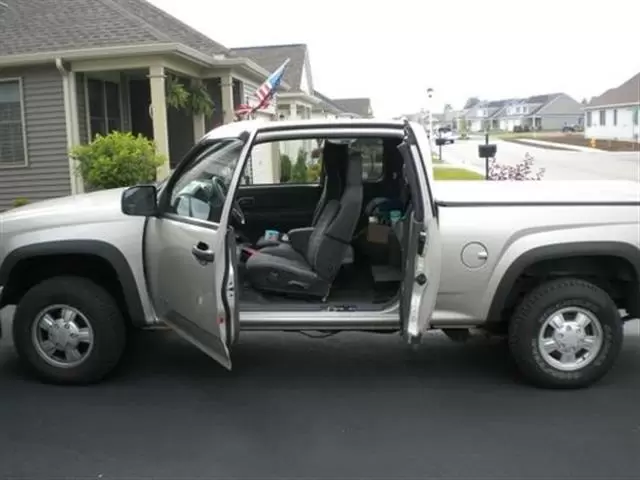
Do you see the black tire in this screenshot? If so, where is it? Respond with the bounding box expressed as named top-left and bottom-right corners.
top-left (12, 276), bottom-right (127, 385)
top-left (508, 278), bottom-right (623, 389)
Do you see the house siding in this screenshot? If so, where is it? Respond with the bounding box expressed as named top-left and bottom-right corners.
top-left (535, 94), bottom-right (583, 130)
top-left (584, 105), bottom-right (640, 141)
top-left (0, 66), bottom-right (71, 211)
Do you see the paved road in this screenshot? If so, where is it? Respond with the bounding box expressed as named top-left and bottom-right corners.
top-left (440, 139), bottom-right (640, 181)
top-left (1, 317), bottom-right (640, 479)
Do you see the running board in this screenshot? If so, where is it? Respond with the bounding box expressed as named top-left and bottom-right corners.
top-left (238, 312), bottom-right (400, 331)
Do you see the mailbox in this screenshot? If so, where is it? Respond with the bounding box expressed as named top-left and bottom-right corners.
top-left (478, 143), bottom-right (497, 158)
top-left (435, 137), bottom-right (447, 146)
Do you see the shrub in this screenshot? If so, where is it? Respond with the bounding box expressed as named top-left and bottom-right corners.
top-left (12, 197), bottom-right (30, 208)
top-left (279, 154), bottom-right (292, 183)
top-left (488, 153), bottom-right (545, 180)
top-left (71, 131), bottom-right (167, 190)
top-left (291, 149), bottom-right (309, 183)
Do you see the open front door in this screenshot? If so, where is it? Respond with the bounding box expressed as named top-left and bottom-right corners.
top-left (397, 123), bottom-right (442, 343)
top-left (143, 137), bottom-right (250, 370)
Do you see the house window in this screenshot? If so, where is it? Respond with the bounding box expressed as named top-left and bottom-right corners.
top-left (87, 78), bottom-right (121, 138)
top-left (599, 110), bottom-right (606, 126)
top-left (0, 79), bottom-right (27, 165)
top-left (586, 111), bottom-right (592, 127)
top-left (613, 109), bottom-right (618, 126)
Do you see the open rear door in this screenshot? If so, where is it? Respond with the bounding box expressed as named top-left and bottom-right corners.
top-left (396, 122), bottom-right (442, 343)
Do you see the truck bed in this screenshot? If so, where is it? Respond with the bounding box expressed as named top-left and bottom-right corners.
top-left (433, 180), bottom-right (640, 206)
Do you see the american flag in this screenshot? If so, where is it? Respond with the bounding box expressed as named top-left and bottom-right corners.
top-left (235, 58), bottom-right (290, 118)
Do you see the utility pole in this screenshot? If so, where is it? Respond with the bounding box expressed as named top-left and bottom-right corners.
top-left (427, 87), bottom-right (434, 141)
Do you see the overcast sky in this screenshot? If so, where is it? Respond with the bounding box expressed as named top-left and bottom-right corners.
top-left (149, 0), bottom-right (639, 118)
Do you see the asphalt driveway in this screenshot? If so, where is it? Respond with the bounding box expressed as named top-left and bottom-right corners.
top-left (1, 319), bottom-right (640, 479)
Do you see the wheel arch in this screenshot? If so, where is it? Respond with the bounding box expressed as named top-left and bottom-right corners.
top-left (486, 241), bottom-right (640, 324)
top-left (0, 240), bottom-right (146, 327)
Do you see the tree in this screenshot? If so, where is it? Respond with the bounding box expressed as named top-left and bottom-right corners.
top-left (464, 97), bottom-right (480, 109)
top-left (291, 148), bottom-right (309, 183)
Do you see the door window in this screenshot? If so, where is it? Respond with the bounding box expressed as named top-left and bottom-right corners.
top-left (166, 139), bottom-right (245, 223)
top-left (241, 137), bottom-right (384, 186)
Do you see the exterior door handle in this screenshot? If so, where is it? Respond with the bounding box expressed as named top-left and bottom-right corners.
top-left (192, 242), bottom-right (215, 263)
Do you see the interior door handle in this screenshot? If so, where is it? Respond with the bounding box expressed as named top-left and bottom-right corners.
top-left (238, 197), bottom-right (255, 207)
top-left (192, 242), bottom-right (215, 263)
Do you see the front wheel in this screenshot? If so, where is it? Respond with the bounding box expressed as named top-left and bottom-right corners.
top-left (12, 276), bottom-right (127, 385)
top-left (508, 278), bottom-right (623, 389)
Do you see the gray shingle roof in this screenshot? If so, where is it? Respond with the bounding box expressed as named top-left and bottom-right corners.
top-left (332, 98), bottom-right (372, 117)
top-left (230, 44), bottom-right (307, 90)
top-left (588, 72), bottom-right (640, 108)
top-left (0, 0), bottom-right (228, 57)
top-left (313, 90), bottom-right (344, 113)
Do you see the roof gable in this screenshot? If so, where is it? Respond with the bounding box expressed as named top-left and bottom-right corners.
top-left (230, 44), bottom-right (308, 91)
top-left (0, 0), bottom-right (228, 57)
top-left (333, 98), bottom-right (373, 117)
top-left (588, 72), bottom-right (640, 108)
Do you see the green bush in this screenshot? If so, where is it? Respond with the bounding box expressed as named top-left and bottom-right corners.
top-left (71, 131), bottom-right (166, 190)
top-left (280, 154), bottom-right (292, 183)
top-left (291, 149), bottom-right (309, 183)
top-left (12, 197), bottom-right (30, 208)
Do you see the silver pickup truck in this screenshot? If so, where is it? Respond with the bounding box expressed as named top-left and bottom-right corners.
top-left (1, 119), bottom-right (639, 389)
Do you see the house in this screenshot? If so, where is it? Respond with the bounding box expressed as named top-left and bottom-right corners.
top-left (461, 99), bottom-right (512, 132)
top-left (311, 90), bottom-right (346, 119)
top-left (459, 93), bottom-right (583, 132)
top-left (332, 98), bottom-right (374, 118)
top-left (0, 0), bottom-right (290, 211)
top-left (230, 44), bottom-right (320, 165)
top-left (492, 93), bottom-right (583, 131)
top-left (583, 72), bottom-right (640, 142)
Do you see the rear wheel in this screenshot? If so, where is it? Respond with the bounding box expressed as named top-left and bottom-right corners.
top-left (508, 278), bottom-right (623, 389)
top-left (13, 276), bottom-right (127, 385)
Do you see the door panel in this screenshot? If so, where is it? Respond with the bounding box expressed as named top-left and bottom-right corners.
top-left (144, 216), bottom-right (231, 369)
top-left (235, 183), bottom-right (321, 242)
top-left (397, 128), bottom-right (442, 341)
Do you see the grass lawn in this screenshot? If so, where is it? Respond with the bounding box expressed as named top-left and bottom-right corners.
top-left (433, 166), bottom-right (485, 180)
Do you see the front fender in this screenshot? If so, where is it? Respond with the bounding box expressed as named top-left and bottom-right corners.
top-left (0, 240), bottom-right (147, 326)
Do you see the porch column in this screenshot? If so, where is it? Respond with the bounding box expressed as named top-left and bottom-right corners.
top-left (220, 73), bottom-right (235, 124)
top-left (148, 65), bottom-right (171, 179)
top-left (289, 103), bottom-right (298, 120)
top-left (192, 79), bottom-right (206, 141)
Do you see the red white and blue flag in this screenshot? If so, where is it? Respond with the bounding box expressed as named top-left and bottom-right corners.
top-left (235, 58), bottom-right (290, 118)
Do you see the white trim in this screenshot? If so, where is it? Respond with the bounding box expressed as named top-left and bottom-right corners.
top-left (0, 77), bottom-right (29, 169)
top-left (584, 101), bottom-right (640, 110)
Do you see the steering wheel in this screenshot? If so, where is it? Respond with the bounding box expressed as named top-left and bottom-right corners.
top-left (211, 176), bottom-right (246, 225)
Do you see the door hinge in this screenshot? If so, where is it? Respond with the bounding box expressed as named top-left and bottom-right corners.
top-left (417, 231), bottom-right (427, 256)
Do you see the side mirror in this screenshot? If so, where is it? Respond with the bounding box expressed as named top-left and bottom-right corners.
top-left (121, 185), bottom-right (158, 216)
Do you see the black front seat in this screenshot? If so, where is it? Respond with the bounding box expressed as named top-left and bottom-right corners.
top-left (244, 150), bottom-right (363, 298)
top-left (254, 141), bottom-right (348, 249)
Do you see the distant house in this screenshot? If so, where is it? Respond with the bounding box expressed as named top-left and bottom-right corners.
top-left (332, 98), bottom-right (374, 118)
top-left (312, 90), bottom-right (346, 119)
top-left (584, 72), bottom-right (640, 142)
top-left (459, 93), bottom-right (583, 132)
top-left (0, 0), bottom-right (288, 211)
